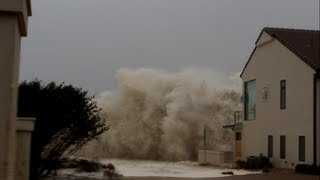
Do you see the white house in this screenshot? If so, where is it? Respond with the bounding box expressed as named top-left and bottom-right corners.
top-left (239, 27), bottom-right (319, 168)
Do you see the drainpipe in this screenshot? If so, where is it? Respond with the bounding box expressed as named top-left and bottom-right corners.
top-left (314, 74), bottom-right (317, 165)
top-left (314, 69), bottom-right (319, 166)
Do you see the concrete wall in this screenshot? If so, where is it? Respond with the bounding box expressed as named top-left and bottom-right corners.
top-left (241, 32), bottom-right (316, 168)
top-left (198, 150), bottom-right (233, 166)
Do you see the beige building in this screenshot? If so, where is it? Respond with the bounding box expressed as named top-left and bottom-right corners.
top-left (0, 0), bottom-right (33, 180)
top-left (238, 27), bottom-right (320, 168)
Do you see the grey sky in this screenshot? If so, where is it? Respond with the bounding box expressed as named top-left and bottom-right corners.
top-left (21, 0), bottom-right (320, 94)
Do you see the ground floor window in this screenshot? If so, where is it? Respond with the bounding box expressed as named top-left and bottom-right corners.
top-left (268, 136), bottom-right (273, 158)
top-left (299, 136), bottom-right (305, 162)
top-left (280, 135), bottom-right (286, 159)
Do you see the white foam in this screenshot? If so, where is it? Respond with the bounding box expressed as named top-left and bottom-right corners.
top-left (79, 68), bottom-right (241, 161)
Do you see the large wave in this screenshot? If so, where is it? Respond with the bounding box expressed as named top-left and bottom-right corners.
top-left (79, 68), bottom-right (241, 161)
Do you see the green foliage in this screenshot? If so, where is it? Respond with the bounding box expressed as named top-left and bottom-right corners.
top-left (18, 80), bottom-right (109, 179)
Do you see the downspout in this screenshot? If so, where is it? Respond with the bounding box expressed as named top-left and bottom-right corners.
top-left (314, 69), bottom-right (319, 165)
top-left (313, 73), bottom-right (317, 165)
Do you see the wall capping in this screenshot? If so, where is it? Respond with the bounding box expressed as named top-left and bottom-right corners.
top-left (0, 0), bottom-right (32, 36)
top-left (16, 117), bottom-right (36, 132)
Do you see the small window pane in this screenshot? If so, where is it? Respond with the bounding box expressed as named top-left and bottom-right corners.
top-left (280, 135), bottom-right (286, 159)
top-left (299, 136), bottom-right (305, 162)
top-left (280, 80), bottom-right (286, 109)
top-left (268, 136), bottom-right (273, 158)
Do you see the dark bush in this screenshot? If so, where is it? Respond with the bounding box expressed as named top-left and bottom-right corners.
top-left (18, 80), bottom-right (109, 179)
top-left (236, 158), bottom-right (272, 170)
top-left (295, 164), bottom-right (320, 175)
top-left (246, 156), bottom-right (270, 169)
top-left (76, 159), bottom-right (104, 172)
top-left (236, 160), bottom-right (247, 169)
top-left (57, 157), bottom-right (122, 178)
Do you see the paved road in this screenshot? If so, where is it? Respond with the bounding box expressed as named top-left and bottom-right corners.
top-left (125, 174), bottom-right (320, 180)
top-left (50, 174), bottom-right (320, 180)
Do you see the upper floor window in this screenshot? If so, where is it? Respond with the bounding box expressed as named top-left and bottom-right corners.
top-left (244, 80), bottom-right (256, 120)
top-left (280, 80), bottom-right (286, 109)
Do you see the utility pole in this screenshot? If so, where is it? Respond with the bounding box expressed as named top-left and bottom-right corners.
top-left (204, 124), bottom-right (207, 164)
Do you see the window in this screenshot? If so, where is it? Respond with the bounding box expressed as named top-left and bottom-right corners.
top-left (244, 80), bottom-right (256, 120)
top-left (280, 80), bottom-right (286, 109)
top-left (236, 132), bottom-right (242, 141)
top-left (268, 136), bottom-right (273, 158)
top-left (280, 135), bottom-right (286, 159)
top-left (299, 136), bottom-right (305, 162)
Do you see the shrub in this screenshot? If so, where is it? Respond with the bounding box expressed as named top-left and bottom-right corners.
top-left (18, 80), bottom-right (109, 179)
top-left (295, 164), bottom-right (320, 175)
top-left (236, 158), bottom-right (272, 170)
top-left (236, 160), bottom-right (247, 169)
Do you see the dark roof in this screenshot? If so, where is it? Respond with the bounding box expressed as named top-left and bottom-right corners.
top-left (241, 27), bottom-right (320, 77)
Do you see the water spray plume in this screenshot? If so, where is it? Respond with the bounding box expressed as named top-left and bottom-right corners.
top-left (79, 68), bottom-right (241, 161)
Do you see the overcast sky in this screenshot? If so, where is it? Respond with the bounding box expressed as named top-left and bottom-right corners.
top-left (20, 0), bottom-right (320, 94)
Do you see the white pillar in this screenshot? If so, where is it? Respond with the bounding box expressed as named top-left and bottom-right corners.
top-left (16, 117), bottom-right (35, 180)
top-left (0, 1), bottom-right (31, 180)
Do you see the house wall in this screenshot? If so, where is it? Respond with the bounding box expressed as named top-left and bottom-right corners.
top-left (241, 32), bottom-right (316, 168)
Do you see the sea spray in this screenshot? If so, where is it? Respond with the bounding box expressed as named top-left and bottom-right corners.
top-left (79, 68), bottom-right (241, 161)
